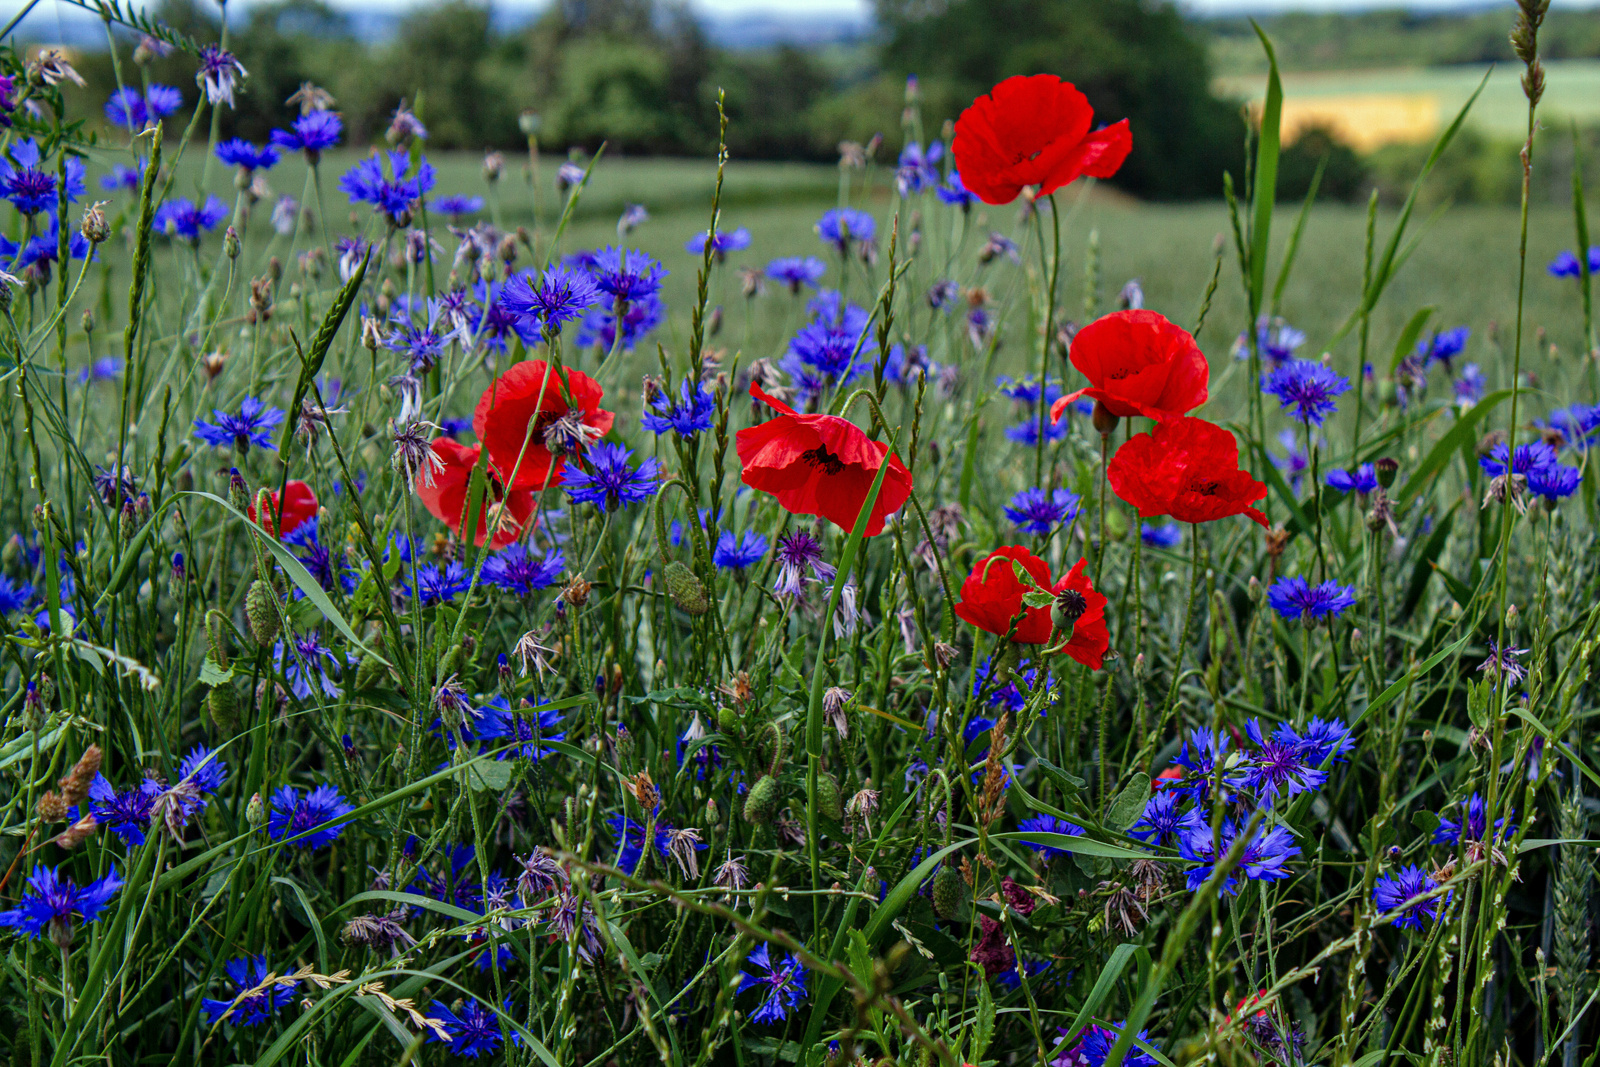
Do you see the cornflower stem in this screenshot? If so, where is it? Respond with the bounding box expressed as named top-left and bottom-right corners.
top-left (1032, 192), bottom-right (1061, 487)
top-left (1158, 526), bottom-right (1205, 737)
top-left (1094, 430), bottom-right (1110, 589)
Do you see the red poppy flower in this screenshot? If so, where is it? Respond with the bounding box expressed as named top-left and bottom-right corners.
top-left (473, 360), bottom-right (614, 491)
top-left (736, 384), bottom-right (912, 537)
top-left (1052, 558), bottom-right (1110, 670)
top-left (246, 479), bottom-right (318, 538)
top-left (954, 547), bottom-right (1109, 668)
top-left (415, 438), bottom-right (536, 550)
top-left (951, 74), bottom-right (1133, 206)
top-left (1107, 416), bottom-right (1269, 528)
top-left (1050, 310), bottom-right (1209, 424)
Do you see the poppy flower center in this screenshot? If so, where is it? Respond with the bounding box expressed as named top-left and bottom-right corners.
top-left (801, 445), bottom-right (846, 475)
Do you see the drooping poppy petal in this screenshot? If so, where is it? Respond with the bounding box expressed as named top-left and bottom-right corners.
top-left (473, 360), bottom-right (614, 491)
top-left (736, 384), bottom-right (912, 537)
top-left (1051, 558), bottom-right (1109, 670)
top-left (246, 480), bottom-right (318, 538)
top-left (1107, 417), bottom-right (1268, 528)
top-left (951, 75), bottom-right (1132, 206)
top-left (1051, 310), bottom-right (1209, 423)
top-left (415, 439), bottom-right (536, 550)
top-left (954, 546), bottom-right (1054, 645)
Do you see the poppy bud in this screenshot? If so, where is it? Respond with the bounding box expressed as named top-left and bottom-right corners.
top-left (1374, 456), bottom-right (1399, 489)
top-left (207, 684), bottom-right (240, 734)
top-left (814, 772), bottom-right (843, 821)
top-left (1248, 576), bottom-right (1263, 603)
top-left (204, 608), bottom-right (230, 667)
top-left (717, 705), bottom-right (741, 734)
top-left (245, 579), bottom-right (280, 646)
top-left (743, 774), bottom-right (779, 825)
top-left (664, 561), bottom-right (709, 615)
top-left (354, 653), bottom-right (387, 691)
top-left (1091, 400), bottom-right (1120, 436)
top-left (932, 866), bottom-right (966, 920)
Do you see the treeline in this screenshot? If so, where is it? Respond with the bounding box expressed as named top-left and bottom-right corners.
top-left (64, 0), bottom-right (1267, 200)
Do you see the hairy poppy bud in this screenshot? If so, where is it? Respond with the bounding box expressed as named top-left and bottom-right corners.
top-left (743, 774), bottom-right (779, 825)
top-left (932, 866), bottom-right (966, 920)
top-left (354, 653), bottom-right (388, 691)
top-left (814, 772), bottom-right (843, 821)
top-left (717, 705), bottom-right (741, 734)
top-left (245, 579), bottom-right (280, 646)
top-left (207, 684), bottom-right (240, 734)
top-left (204, 608), bottom-right (230, 667)
top-left (664, 561), bottom-right (708, 615)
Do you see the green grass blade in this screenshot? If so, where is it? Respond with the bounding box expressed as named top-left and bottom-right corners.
top-left (1247, 20), bottom-right (1283, 320)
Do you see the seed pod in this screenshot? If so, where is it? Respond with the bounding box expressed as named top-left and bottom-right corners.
top-left (664, 561), bottom-right (709, 615)
top-left (354, 653), bottom-right (388, 691)
top-left (245, 579), bottom-right (281, 646)
top-left (932, 865), bottom-right (966, 920)
top-left (743, 774), bottom-right (780, 826)
top-left (814, 772), bottom-right (843, 821)
top-left (204, 609), bottom-right (231, 667)
top-left (717, 705), bottom-right (741, 735)
top-left (207, 684), bottom-right (241, 734)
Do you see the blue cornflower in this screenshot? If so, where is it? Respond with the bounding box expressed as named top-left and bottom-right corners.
top-left (1455, 364), bottom-right (1486, 405)
top-left (590, 246), bottom-right (666, 303)
top-left (1267, 576), bottom-right (1357, 624)
top-left (200, 956), bottom-right (298, 1027)
top-left (1544, 403), bottom-right (1600, 448)
top-left (1262, 359), bottom-right (1352, 425)
top-left (340, 150), bottom-right (436, 225)
top-left (1433, 792), bottom-right (1514, 847)
top-left (1548, 247), bottom-right (1600, 277)
top-left (1479, 440), bottom-right (1553, 479)
top-left (0, 140), bottom-right (85, 215)
top-left (100, 164), bottom-right (143, 193)
top-left (5, 213), bottom-right (90, 272)
top-left (606, 812), bottom-right (679, 874)
top-left (1373, 865), bottom-right (1444, 931)
top-left (156, 196), bottom-right (229, 242)
top-left (788, 303), bottom-right (871, 384)
top-left (1239, 316), bottom-right (1307, 365)
top-left (766, 256), bottom-right (827, 292)
top-left (501, 265), bottom-right (602, 335)
top-left (405, 560), bottom-right (470, 607)
top-left (642, 379), bottom-right (716, 437)
top-left (1004, 487), bottom-right (1081, 535)
top-left (996, 376), bottom-right (1061, 406)
top-left (936, 170), bottom-right (976, 207)
top-left (478, 696), bottom-right (566, 761)
top-left (0, 576), bottom-right (34, 614)
top-left (270, 111), bottom-right (343, 160)
top-left (1169, 727), bottom-right (1239, 805)
top-left (86, 775), bottom-right (157, 846)
top-left (215, 138), bottom-right (279, 172)
top-left (739, 945), bottom-right (809, 1025)
top-left (894, 139), bottom-right (942, 195)
top-left (883, 342), bottom-right (933, 386)
top-left (1530, 459), bottom-right (1582, 501)
top-left (197, 45), bottom-right (246, 107)
top-left (817, 207), bottom-right (875, 253)
top-left (285, 520), bottom-right (358, 594)
top-left (1003, 418), bottom-right (1069, 447)
top-left (1141, 523), bottom-right (1182, 548)
top-left (384, 298), bottom-right (465, 373)
top-left (277, 630), bottom-right (344, 699)
top-left (973, 657), bottom-right (1035, 713)
top-left (267, 783), bottom-right (354, 849)
top-left (77, 357), bottom-right (121, 385)
top-left (1294, 717), bottom-right (1356, 766)
top-left (1061, 1023), bottom-right (1161, 1067)
top-left (428, 997), bottom-right (505, 1057)
top-left (177, 744), bottom-right (229, 797)
top-left (192, 395), bottom-right (285, 454)
top-left (1178, 819), bottom-right (1299, 894)
top-left (576, 292), bottom-right (664, 351)
top-left (1326, 463), bottom-right (1378, 496)
top-left (1128, 792), bottom-right (1202, 847)
top-left (773, 530), bottom-right (834, 598)
top-left (714, 529), bottom-right (768, 571)
top-left (1418, 325), bottom-right (1470, 368)
top-left (686, 227), bottom-right (751, 260)
top-left (1271, 429), bottom-right (1310, 493)
top-left (1242, 719), bottom-right (1327, 805)
top-left (434, 193), bottom-right (484, 218)
top-left (105, 85), bottom-right (182, 128)
top-left (0, 864), bottom-right (122, 940)
top-left (563, 443), bottom-right (660, 512)
top-left (481, 545), bottom-right (565, 596)
top-left (1016, 815), bottom-right (1084, 858)
top-left (617, 203), bottom-right (649, 234)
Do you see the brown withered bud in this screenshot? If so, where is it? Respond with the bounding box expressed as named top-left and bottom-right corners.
top-left (80, 202), bottom-right (110, 245)
top-left (53, 815), bottom-right (101, 850)
top-left (560, 575), bottom-right (592, 609)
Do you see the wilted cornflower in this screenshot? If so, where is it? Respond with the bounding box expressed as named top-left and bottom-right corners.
top-left (92, 463), bottom-right (136, 506)
top-left (766, 256), bottom-right (827, 293)
top-left (1262, 359), bottom-right (1352, 425)
top-left (156, 196), bottom-right (230, 243)
top-left (267, 783), bottom-right (354, 849)
top-left (773, 530), bottom-right (834, 598)
top-left (641, 378), bottom-right (716, 436)
top-left (1373, 865), bottom-right (1445, 930)
top-left (714, 529), bottom-right (768, 571)
top-left (386, 100), bottom-right (428, 145)
top-left (1477, 636), bottom-right (1528, 688)
top-left (271, 195), bottom-right (299, 235)
top-left (200, 957), bottom-right (297, 1028)
top-left (1178, 819), bottom-right (1299, 894)
top-left (1016, 815), bottom-right (1085, 859)
top-left (613, 202), bottom-right (649, 236)
top-left (501, 264), bottom-right (602, 335)
top-left (1004, 487), bottom-right (1082, 535)
top-left (427, 998), bottom-right (505, 1057)
top-left (271, 111), bottom-right (343, 162)
top-left (1128, 792), bottom-right (1203, 847)
top-left (0, 864), bottom-right (122, 945)
top-left (1266, 576), bottom-right (1357, 624)
top-left (686, 226), bottom-right (751, 261)
top-left (481, 544), bottom-right (565, 596)
top-left (0, 140), bottom-right (85, 215)
top-left (1326, 463), bottom-right (1378, 496)
top-left (1141, 523), bottom-right (1182, 548)
top-left (739, 945), bottom-right (809, 1024)
top-left (196, 45), bottom-right (246, 107)
top-left (816, 208), bottom-right (875, 255)
top-left (192, 395), bottom-right (285, 454)
top-left (979, 231), bottom-right (1021, 265)
top-left (562, 443), bottom-right (660, 513)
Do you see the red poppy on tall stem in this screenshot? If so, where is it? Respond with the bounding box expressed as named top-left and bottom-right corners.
top-left (736, 384), bottom-right (913, 537)
top-left (414, 439), bottom-right (537, 550)
top-left (1050, 310), bottom-right (1209, 425)
top-left (474, 360), bottom-right (614, 491)
top-left (954, 547), bottom-right (1110, 669)
top-left (1107, 416), bottom-right (1269, 528)
top-left (951, 74), bottom-right (1133, 206)
top-left (247, 480), bottom-right (318, 538)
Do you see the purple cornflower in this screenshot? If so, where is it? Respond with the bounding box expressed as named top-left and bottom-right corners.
top-left (0, 576), bottom-right (31, 614)
top-left (1529, 457), bottom-right (1582, 501)
top-left (340, 150), bottom-right (436, 225)
top-left (1455, 364), bottom-right (1486, 405)
top-left (383, 298), bottom-right (464, 373)
top-left (979, 231), bottom-right (1020, 265)
top-left (1477, 637), bottom-right (1528, 688)
top-left (788, 304), bottom-right (871, 385)
top-left (192, 395), bottom-right (285, 454)
top-left (687, 227), bottom-right (751, 261)
top-left (617, 203), bottom-right (649, 234)
top-left (1266, 576), bottom-right (1357, 624)
top-left (1433, 792), bottom-right (1514, 846)
top-left (1418, 325), bottom-right (1470, 368)
top-left (1262, 359), bottom-right (1352, 425)
top-left (563, 443), bottom-right (660, 512)
top-left (1373, 865), bottom-right (1444, 930)
top-left (428, 998), bottom-right (505, 1057)
top-left (576, 293), bottom-right (664, 351)
top-left (1128, 792), bottom-right (1203, 846)
top-left (766, 256), bottom-right (827, 292)
top-left (773, 530), bottom-right (834, 598)
top-left (1169, 727), bottom-right (1238, 805)
top-left (1295, 717), bottom-right (1356, 766)
top-left (641, 379), bottom-right (716, 437)
top-left (1178, 819), bottom-right (1299, 894)
top-left (1242, 719), bottom-right (1327, 805)
top-left (713, 529), bottom-right (768, 571)
top-left (481, 544), bottom-right (565, 596)
top-left (590, 246), bottom-right (666, 303)
top-left (267, 783), bottom-right (354, 849)
top-left (1141, 522), bottom-right (1182, 548)
top-left (894, 140), bottom-right (942, 196)
top-left (1053, 1022), bottom-right (1160, 1067)
top-left (201, 957), bottom-right (296, 1028)
top-left (0, 864), bottom-right (122, 943)
top-left (816, 208), bottom-right (875, 253)
top-left (77, 358), bottom-right (121, 386)
top-left (271, 111), bottom-right (343, 162)
top-left (739, 945), bottom-right (809, 1024)
top-left (883, 342), bottom-right (933, 386)
top-left (1016, 815), bottom-right (1085, 859)
top-left (104, 85), bottom-right (182, 129)
top-left (1326, 464), bottom-right (1378, 496)
top-left (196, 45), bottom-right (246, 107)
top-left (936, 170), bottom-right (976, 208)
top-left (1271, 429), bottom-right (1310, 493)
top-left (286, 521), bottom-right (357, 594)
top-left (479, 696), bottom-right (566, 761)
top-left (1479, 441), bottom-right (1557, 479)
top-left (215, 138), bottom-right (279, 172)
top-left (1548, 247), bottom-right (1600, 277)
top-left (276, 631), bottom-right (343, 699)
top-left (1004, 487), bottom-right (1082, 535)
top-left (434, 194), bottom-right (483, 219)
top-left (1238, 316), bottom-right (1306, 365)
top-left (405, 560), bottom-right (470, 607)
top-left (1, 140), bottom-right (85, 215)
top-left (1543, 403), bottom-right (1600, 448)
top-left (501, 265), bottom-right (602, 335)
top-left (87, 775), bottom-right (158, 845)
top-left (973, 657), bottom-right (1034, 714)
top-left (155, 196), bottom-right (229, 242)
top-left (100, 164), bottom-right (143, 194)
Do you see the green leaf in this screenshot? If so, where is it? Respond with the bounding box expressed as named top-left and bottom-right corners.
top-left (1401, 501), bottom-right (1458, 619)
top-left (1107, 773), bottom-right (1151, 833)
top-left (971, 979), bottom-right (997, 1064)
top-left (1387, 306), bottom-right (1435, 373)
top-left (1396, 390), bottom-right (1511, 505)
top-left (1247, 20), bottom-right (1283, 320)
top-left (995, 831), bottom-right (1173, 864)
top-left (467, 759), bottom-right (514, 793)
top-left (1412, 810), bottom-right (1441, 833)
top-left (199, 657), bottom-right (234, 686)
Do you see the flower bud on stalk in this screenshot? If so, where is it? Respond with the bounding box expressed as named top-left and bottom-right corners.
top-left (80, 202), bottom-right (110, 245)
top-left (245, 579), bottom-right (280, 646)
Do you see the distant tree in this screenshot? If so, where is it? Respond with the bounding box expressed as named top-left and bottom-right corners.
top-left (714, 46), bottom-right (832, 160)
top-left (1277, 124), bottom-right (1369, 203)
top-left (382, 2), bottom-right (520, 148)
